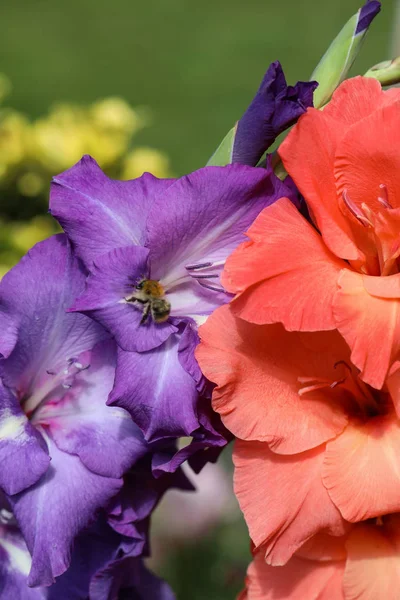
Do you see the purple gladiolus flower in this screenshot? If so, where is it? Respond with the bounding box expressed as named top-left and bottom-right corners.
top-left (49, 156), bottom-right (292, 445)
top-left (232, 61), bottom-right (317, 166)
top-left (0, 235), bottom-right (153, 587)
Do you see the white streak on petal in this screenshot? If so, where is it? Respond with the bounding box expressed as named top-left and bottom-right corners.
top-left (0, 410), bottom-right (27, 441)
top-left (0, 538), bottom-right (32, 576)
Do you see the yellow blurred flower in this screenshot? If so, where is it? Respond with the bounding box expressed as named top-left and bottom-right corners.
top-left (9, 215), bottom-right (57, 254)
top-left (0, 111), bottom-right (30, 177)
top-left (122, 147), bottom-right (171, 180)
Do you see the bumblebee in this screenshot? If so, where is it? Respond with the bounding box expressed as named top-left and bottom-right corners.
top-left (125, 279), bottom-right (171, 324)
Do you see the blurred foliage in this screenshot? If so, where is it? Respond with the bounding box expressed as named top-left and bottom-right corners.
top-left (158, 518), bottom-right (250, 600)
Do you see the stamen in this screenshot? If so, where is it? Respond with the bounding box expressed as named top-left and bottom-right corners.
top-left (186, 262), bottom-right (213, 271)
top-left (342, 189), bottom-right (371, 227)
top-left (191, 274), bottom-right (220, 279)
top-left (23, 357), bottom-right (90, 416)
top-left (377, 183), bottom-right (392, 209)
top-left (197, 282), bottom-right (225, 293)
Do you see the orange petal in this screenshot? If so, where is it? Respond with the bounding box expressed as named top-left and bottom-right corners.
top-left (323, 77), bottom-right (390, 126)
top-left (344, 521), bottom-right (400, 600)
top-left (322, 416), bottom-right (400, 522)
top-left (386, 361), bottom-right (400, 417)
top-left (234, 440), bottom-right (348, 564)
top-left (279, 108), bottom-right (361, 261)
top-left (244, 549), bottom-right (345, 600)
top-left (333, 270), bottom-right (400, 389)
top-left (296, 532), bottom-right (348, 562)
top-left (196, 306), bottom-right (349, 453)
top-left (223, 198), bottom-right (345, 331)
top-left (334, 102), bottom-right (400, 215)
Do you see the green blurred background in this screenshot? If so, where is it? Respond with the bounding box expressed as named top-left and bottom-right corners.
top-left (0, 0), bottom-right (396, 597)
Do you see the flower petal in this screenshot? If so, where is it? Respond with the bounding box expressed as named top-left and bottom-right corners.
top-left (333, 269), bottom-right (400, 389)
top-left (223, 198), bottom-right (344, 330)
top-left (145, 164), bottom-right (287, 284)
top-left (334, 104), bottom-right (400, 240)
top-left (234, 440), bottom-right (347, 564)
top-left (279, 107), bottom-right (361, 261)
top-left (89, 556), bottom-right (176, 600)
top-left (0, 235), bottom-right (107, 392)
top-left (243, 548), bottom-right (345, 600)
top-left (70, 245), bottom-right (177, 352)
top-left (39, 341), bottom-right (149, 478)
top-left (0, 522), bottom-right (43, 600)
top-left (323, 76), bottom-right (388, 126)
top-left (322, 416), bottom-right (400, 522)
top-left (0, 381), bottom-right (50, 495)
top-left (197, 306), bottom-right (349, 453)
top-left (10, 431), bottom-right (122, 587)
top-left (344, 520), bottom-right (400, 600)
top-left (50, 154), bottom-right (174, 266)
top-left (108, 333), bottom-right (200, 442)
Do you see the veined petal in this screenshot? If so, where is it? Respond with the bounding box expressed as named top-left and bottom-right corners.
top-left (50, 154), bottom-right (175, 266)
top-left (323, 76), bottom-right (390, 126)
top-left (10, 432), bottom-right (122, 587)
top-left (0, 306), bottom-right (19, 359)
top-left (243, 549), bottom-right (345, 600)
top-left (344, 519), bottom-right (400, 600)
top-left (234, 440), bottom-right (348, 564)
top-left (334, 102), bottom-right (400, 214)
top-left (333, 270), bottom-right (400, 389)
top-left (146, 164), bottom-right (288, 284)
top-left (279, 107), bottom-right (361, 261)
top-left (70, 245), bottom-right (177, 352)
top-left (197, 306), bottom-right (349, 454)
top-left (223, 198), bottom-right (345, 330)
top-left (0, 381), bottom-right (50, 495)
top-left (0, 235), bottom-right (107, 393)
top-left (0, 521), bottom-right (43, 600)
top-left (322, 416), bottom-right (400, 522)
top-left (108, 333), bottom-right (200, 442)
top-left (38, 341), bottom-right (149, 479)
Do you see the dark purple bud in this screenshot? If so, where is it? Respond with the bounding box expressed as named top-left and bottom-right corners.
top-left (232, 61), bottom-right (317, 166)
top-left (355, 0), bottom-right (381, 35)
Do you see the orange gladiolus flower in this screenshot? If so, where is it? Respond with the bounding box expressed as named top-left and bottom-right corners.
top-left (222, 77), bottom-right (400, 389)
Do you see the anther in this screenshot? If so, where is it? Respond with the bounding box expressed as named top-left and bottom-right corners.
top-left (342, 189), bottom-right (371, 227)
top-left (377, 183), bottom-right (393, 209)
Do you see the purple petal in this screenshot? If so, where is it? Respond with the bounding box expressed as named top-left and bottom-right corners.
top-left (0, 235), bottom-right (107, 394)
top-left (50, 155), bottom-right (175, 267)
top-left (0, 523), bottom-right (44, 600)
top-left (0, 306), bottom-right (19, 359)
top-left (89, 557), bottom-right (176, 600)
top-left (232, 61), bottom-right (317, 166)
top-left (177, 322), bottom-right (209, 395)
top-left (39, 340), bottom-right (149, 479)
top-left (47, 517), bottom-right (141, 600)
top-left (108, 456), bottom-right (193, 537)
top-left (108, 332), bottom-right (199, 442)
top-left (71, 245), bottom-right (177, 352)
top-left (356, 0), bottom-right (381, 35)
top-left (9, 432), bottom-right (122, 587)
top-left (146, 164), bottom-right (284, 288)
top-left (152, 402), bottom-right (231, 477)
top-left (0, 381), bottom-right (50, 495)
